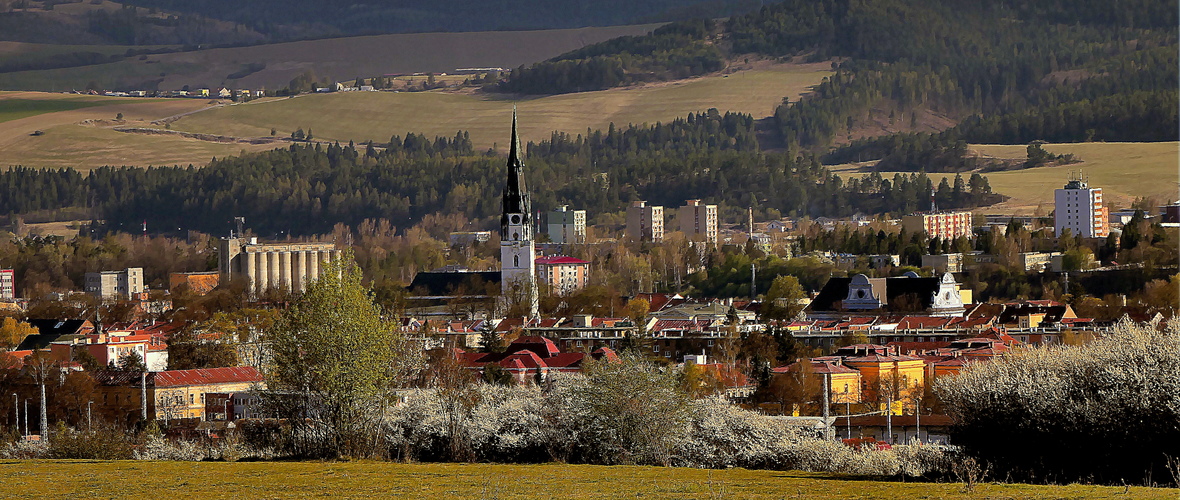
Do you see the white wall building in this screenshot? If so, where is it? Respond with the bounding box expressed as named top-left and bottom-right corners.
top-left (84, 267), bottom-right (145, 300)
top-left (1054, 179), bottom-right (1109, 238)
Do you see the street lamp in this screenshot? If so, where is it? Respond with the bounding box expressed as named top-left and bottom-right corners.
top-left (23, 398), bottom-right (28, 438)
top-left (87, 401), bottom-right (93, 431)
top-left (11, 393), bottom-right (16, 437)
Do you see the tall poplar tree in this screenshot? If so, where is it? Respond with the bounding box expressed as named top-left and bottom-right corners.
top-left (265, 251), bottom-right (404, 458)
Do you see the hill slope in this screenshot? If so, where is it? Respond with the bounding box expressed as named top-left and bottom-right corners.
top-left (0, 24), bottom-right (662, 91)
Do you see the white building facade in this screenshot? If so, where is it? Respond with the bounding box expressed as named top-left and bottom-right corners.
top-left (1054, 179), bottom-right (1109, 238)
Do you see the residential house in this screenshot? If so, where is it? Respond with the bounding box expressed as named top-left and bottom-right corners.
top-left (458, 336), bottom-right (617, 384)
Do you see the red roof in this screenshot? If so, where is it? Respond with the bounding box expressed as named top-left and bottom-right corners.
top-left (153, 366), bottom-right (264, 388)
top-left (535, 256), bottom-right (590, 265)
top-left (897, 316), bottom-right (952, 329)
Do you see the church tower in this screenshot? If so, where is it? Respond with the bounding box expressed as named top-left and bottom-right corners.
top-left (500, 109), bottom-right (538, 317)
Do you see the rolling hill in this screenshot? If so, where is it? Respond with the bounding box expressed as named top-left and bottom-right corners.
top-left (0, 24), bottom-right (663, 92)
top-left (0, 60), bottom-right (832, 170)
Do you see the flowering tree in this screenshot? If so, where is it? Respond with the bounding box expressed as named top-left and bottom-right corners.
top-left (938, 317), bottom-right (1180, 484)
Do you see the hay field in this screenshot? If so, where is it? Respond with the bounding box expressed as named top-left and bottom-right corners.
top-left (0, 92), bottom-right (272, 170)
top-left (173, 62), bottom-right (834, 151)
top-left (0, 24), bottom-right (662, 92)
top-left (829, 142), bottom-right (1179, 214)
top-left (0, 461), bottom-right (1170, 499)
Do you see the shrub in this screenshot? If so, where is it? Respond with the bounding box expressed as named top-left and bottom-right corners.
top-left (938, 318), bottom-right (1180, 484)
top-left (48, 422), bottom-right (133, 460)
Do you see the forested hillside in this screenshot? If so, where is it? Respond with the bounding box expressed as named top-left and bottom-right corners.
top-left (109, 0), bottom-right (757, 41)
top-left (0, 112), bottom-right (1000, 237)
top-left (499, 0), bottom-right (1178, 171)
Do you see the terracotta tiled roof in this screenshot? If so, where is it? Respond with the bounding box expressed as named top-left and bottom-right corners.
top-left (897, 316), bottom-right (952, 329)
top-left (153, 367), bottom-right (264, 388)
top-left (535, 256), bottom-right (590, 265)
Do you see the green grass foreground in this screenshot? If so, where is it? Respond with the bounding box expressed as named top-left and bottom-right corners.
top-left (0, 461), bottom-right (1172, 499)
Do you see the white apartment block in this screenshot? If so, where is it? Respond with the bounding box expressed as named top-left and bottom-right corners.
top-left (547, 205), bottom-right (587, 244)
top-left (902, 211), bottom-right (973, 240)
top-left (677, 199), bottom-right (718, 243)
top-left (85, 267), bottom-right (145, 300)
top-left (626, 201), bottom-right (664, 242)
top-left (1055, 179), bottom-right (1109, 238)
top-left (0, 269), bottom-right (13, 301)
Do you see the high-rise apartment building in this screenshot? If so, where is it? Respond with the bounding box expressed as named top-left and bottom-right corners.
top-left (677, 199), bottom-right (718, 243)
top-left (0, 269), bottom-right (13, 301)
top-left (85, 267), bottom-right (145, 300)
top-left (547, 205), bottom-right (586, 244)
top-left (901, 211), bottom-right (974, 241)
top-left (1054, 178), bottom-right (1109, 238)
top-left (626, 201), bottom-right (664, 242)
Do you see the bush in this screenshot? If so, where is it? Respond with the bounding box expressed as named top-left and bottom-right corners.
top-left (48, 422), bottom-right (133, 459)
top-left (382, 374), bottom-right (951, 477)
top-left (938, 318), bottom-right (1180, 484)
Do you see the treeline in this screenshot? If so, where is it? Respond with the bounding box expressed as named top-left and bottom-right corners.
top-left (826, 89), bottom-right (1179, 171)
top-left (1, 112), bottom-right (1002, 237)
top-left (112, 0), bottom-right (759, 42)
top-left (499, 20), bottom-right (724, 94)
top-left (0, 3), bottom-right (265, 46)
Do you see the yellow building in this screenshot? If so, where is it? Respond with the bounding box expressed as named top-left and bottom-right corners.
top-left (824, 344), bottom-right (925, 413)
top-left (92, 366), bottom-right (265, 425)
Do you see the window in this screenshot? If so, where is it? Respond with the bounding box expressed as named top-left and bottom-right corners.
top-left (513, 255), bottom-right (519, 267)
top-left (190, 394), bottom-right (195, 404)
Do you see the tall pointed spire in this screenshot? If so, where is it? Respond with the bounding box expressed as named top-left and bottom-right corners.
top-left (501, 107), bottom-right (531, 239)
top-left (509, 104), bottom-right (521, 164)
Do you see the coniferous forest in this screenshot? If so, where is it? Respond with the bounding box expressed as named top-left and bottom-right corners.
top-left (0, 112), bottom-right (1000, 237)
top-left (499, 0), bottom-right (1178, 170)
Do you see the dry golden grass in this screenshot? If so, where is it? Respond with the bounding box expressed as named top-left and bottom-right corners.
top-left (173, 62), bottom-right (833, 151)
top-left (829, 142), bottom-right (1179, 214)
top-left (0, 92), bottom-right (262, 170)
top-left (0, 461), bottom-right (1173, 500)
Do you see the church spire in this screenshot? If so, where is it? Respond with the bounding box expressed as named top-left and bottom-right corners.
top-left (509, 105), bottom-right (522, 165)
top-left (501, 107), bottom-right (531, 239)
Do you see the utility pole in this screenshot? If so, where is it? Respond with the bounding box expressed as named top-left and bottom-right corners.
top-left (23, 399), bottom-right (28, 437)
top-left (885, 388), bottom-right (893, 445)
top-left (39, 381), bottom-right (46, 440)
top-left (915, 406), bottom-right (921, 444)
top-left (751, 264), bottom-right (757, 298)
top-left (11, 393), bottom-right (16, 436)
top-left (141, 372), bottom-right (148, 422)
top-left (846, 400), bottom-right (852, 440)
top-left (822, 372), bottom-right (832, 440)
top-left (87, 401), bottom-right (93, 431)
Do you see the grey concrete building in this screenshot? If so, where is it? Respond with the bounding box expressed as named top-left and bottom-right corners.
top-left (218, 237), bottom-right (339, 296)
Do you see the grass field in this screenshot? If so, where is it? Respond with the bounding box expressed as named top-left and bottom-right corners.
top-left (0, 24), bottom-right (662, 92)
top-left (0, 461), bottom-right (1172, 499)
top-left (0, 92), bottom-right (272, 170)
top-left (0, 96), bottom-right (113, 123)
top-left (173, 62), bottom-right (834, 151)
top-left (829, 142), bottom-right (1179, 214)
